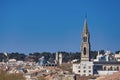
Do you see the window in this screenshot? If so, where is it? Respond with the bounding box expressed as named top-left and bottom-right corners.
top-left (83, 70), bottom-right (86, 73)
top-left (89, 70), bottom-right (91, 73)
top-left (83, 74), bottom-right (86, 76)
top-left (84, 47), bottom-right (86, 55)
top-left (89, 74), bottom-right (91, 76)
top-left (83, 66), bottom-right (86, 69)
top-left (78, 66), bottom-right (80, 69)
top-left (110, 66), bottom-right (113, 70)
top-left (117, 66), bottom-right (119, 70)
top-left (104, 66), bottom-right (106, 70)
top-left (78, 70), bottom-right (80, 73)
top-left (89, 66), bottom-right (91, 69)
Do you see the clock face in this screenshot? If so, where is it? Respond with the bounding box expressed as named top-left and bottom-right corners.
top-left (83, 37), bottom-right (87, 42)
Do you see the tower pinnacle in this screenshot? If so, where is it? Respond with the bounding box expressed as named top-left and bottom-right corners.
top-left (83, 17), bottom-right (88, 33)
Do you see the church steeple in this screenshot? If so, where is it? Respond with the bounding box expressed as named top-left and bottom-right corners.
top-left (81, 17), bottom-right (90, 62)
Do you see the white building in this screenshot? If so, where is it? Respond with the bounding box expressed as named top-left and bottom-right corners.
top-left (115, 52), bottom-right (120, 61)
top-left (59, 53), bottom-right (62, 65)
top-left (55, 52), bottom-right (63, 65)
top-left (94, 51), bottom-right (117, 62)
top-left (73, 62), bottom-right (93, 76)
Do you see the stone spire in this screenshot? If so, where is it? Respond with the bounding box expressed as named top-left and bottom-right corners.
top-left (81, 17), bottom-right (90, 62)
top-left (83, 17), bottom-right (88, 33)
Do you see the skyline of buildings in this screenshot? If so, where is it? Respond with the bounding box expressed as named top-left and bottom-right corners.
top-left (0, 17), bottom-right (120, 80)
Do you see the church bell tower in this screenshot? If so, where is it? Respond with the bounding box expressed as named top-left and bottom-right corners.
top-left (81, 17), bottom-right (90, 62)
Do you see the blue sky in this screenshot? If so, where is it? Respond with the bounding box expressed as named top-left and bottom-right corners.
top-left (0, 0), bottom-right (120, 54)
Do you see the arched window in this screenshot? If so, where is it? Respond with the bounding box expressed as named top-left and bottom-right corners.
top-left (117, 66), bottom-right (119, 70)
top-left (84, 47), bottom-right (86, 55)
top-left (110, 66), bottom-right (113, 70)
top-left (104, 66), bottom-right (106, 70)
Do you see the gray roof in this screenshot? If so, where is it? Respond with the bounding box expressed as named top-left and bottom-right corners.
top-left (94, 61), bottom-right (120, 65)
